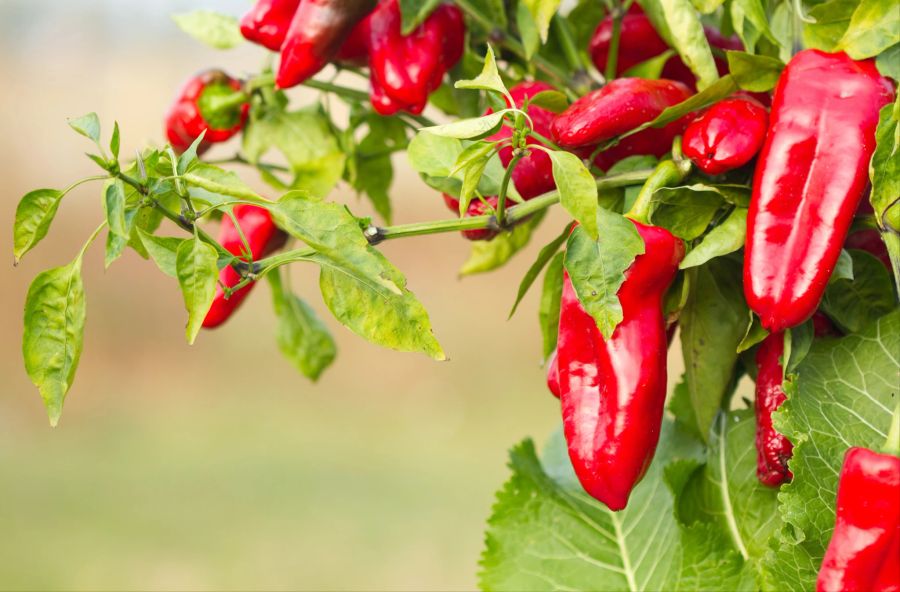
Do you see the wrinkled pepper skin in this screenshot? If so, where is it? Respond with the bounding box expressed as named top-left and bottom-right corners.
top-left (817, 447), bottom-right (900, 592)
top-left (683, 96), bottom-right (768, 175)
top-left (546, 349), bottom-right (561, 399)
top-left (489, 81), bottom-right (557, 200)
top-left (164, 70), bottom-right (249, 155)
top-left (203, 206), bottom-right (286, 328)
top-left (557, 221), bottom-right (684, 510)
top-left (551, 78), bottom-right (692, 150)
top-left (276, 0), bottom-right (376, 89)
top-left (754, 332), bottom-right (793, 487)
top-left (240, 0), bottom-right (301, 51)
top-left (744, 50), bottom-right (895, 333)
top-left (366, 0), bottom-right (465, 115)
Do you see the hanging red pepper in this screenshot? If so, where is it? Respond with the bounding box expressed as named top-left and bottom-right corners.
top-left (366, 0), bottom-right (465, 115)
top-left (744, 50), bottom-right (895, 333)
top-left (164, 70), bottom-right (250, 155)
top-left (550, 78), bottom-right (692, 150)
top-left (546, 349), bottom-right (561, 399)
top-left (203, 206), bottom-right (286, 329)
top-left (488, 81), bottom-right (557, 200)
top-left (240, 0), bottom-right (301, 51)
top-left (683, 95), bottom-right (768, 175)
top-left (556, 157), bottom-right (687, 510)
top-left (754, 332), bottom-right (792, 486)
top-left (276, 0), bottom-right (376, 89)
top-left (816, 447), bottom-right (900, 592)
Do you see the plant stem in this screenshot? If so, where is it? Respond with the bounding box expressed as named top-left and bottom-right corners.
top-left (605, 3), bottom-right (625, 82)
top-left (626, 158), bottom-right (692, 225)
top-left (496, 152), bottom-right (524, 226)
top-left (206, 153), bottom-right (291, 173)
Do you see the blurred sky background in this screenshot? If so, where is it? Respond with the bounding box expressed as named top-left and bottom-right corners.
top-left (0, 1), bottom-right (690, 589)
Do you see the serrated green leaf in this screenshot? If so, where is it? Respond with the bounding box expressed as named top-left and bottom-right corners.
top-left (539, 251), bottom-right (565, 359)
top-left (680, 208), bottom-right (747, 269)
top-left (564, 210), bottom-right (645, 339)
top-left (13, 188), bottom-right (63, 263)
top-left (175, 236), bottom-right (219, 344)
top-left (549, 150), bottom-right (599, 240)
top-left (67, 112), bottom-right (100, 143)
top-left (172, 10), bottom-right (243, 49)
top-left (22, 257), bottom-right (86, 426)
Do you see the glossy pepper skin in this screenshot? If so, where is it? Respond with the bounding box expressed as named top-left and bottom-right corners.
top-left (488, 81), bottom-right (557, 200)
top-left (366, 0), bottom-right (465, 115)
top-left (754, 332), bottom-right (792, 486)
top-left (164, 70), bottom-right (249, 155)
top-left (276, 0), bottom-right (376, 89)
top-left (240, 0), bottom-right (301, 51)
top-left (683, 96), bottom-right (768, 175)
top-left (744, 50), bottom-right (895, 333)
top-left (816, 447), bottom-right (900, 592)
top-left (551, 78), bottom-right (692, 150)
top-left (203, 206), bottom-right (286, 328)
top-left (546, 349), bottom-right (561, 399)
top-left (557, 221), bottom-right (684, 510)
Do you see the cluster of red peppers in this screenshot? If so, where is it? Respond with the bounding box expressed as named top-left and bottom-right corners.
top-left (240, 0), bottom-right (465, 115)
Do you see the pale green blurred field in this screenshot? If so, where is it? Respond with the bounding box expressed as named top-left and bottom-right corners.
top-left (0, 2), bottom-right (684, 589)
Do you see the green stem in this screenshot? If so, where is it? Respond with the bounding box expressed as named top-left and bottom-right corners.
top-left (496, 152), bottom-right (524, 226)
top-left (626, 158), bottom-right (692, 224)
top-left (605, 3), bottom-right (625, 82)
top-left (553, 15), bottom-right (584, 76)
top-left (302, 78), bottom-right (370, 102)
top-left (206, 154), bottom-right (291, 173)
top-left (203, 89), bottom-right (250, 118)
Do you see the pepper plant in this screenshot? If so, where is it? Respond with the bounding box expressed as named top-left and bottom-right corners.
top-left (13, 0), bottom-right (900, 589)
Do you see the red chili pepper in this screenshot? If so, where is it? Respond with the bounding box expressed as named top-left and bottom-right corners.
top-left (164, 70), bottom-right (249, 155)
top-left (683, 95), bottom-right (768, 175)
top-left (366, 0), bottom-right (465, 115)
top-left (461, 197), bottom-right (510, 241)
top-left (812, 311), bottom-right (840, 338)
top-left (744, 50), bottom-right (895, 333)
top-left (754, 332), bottom-right (793, 486)
top-left (557, 221), bottom-right (684, 510)
top-left (550, 78), bottom-right (692, 150)
top-left (335, 16), bottom-right (370, 64)
top-left (203, 205), bottom-right (286, 329)
top-left (486, 81), bottom-right (558, 200)
top-left (240, 0), bottom-right (301, 51)
top-left (276, 0), bottom-right (376, 89)
top-left (546, 349), bottom-right (561, 399)
top-left (817, 447), bottom-right (900, 592)
top-left (441, 192), bottom-right (460, 213)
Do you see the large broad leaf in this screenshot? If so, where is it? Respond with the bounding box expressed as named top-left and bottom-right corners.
top-left (478, 420), bottom-right (756, 591)
top-left (268, 271), bottom-right (336, 381)
top-left (549, 150), bottom-right (598, 240)
top-left (679, 258), bottom-right (748, 440)
top-left (761, 311), bottom-right (900, 591)
top-left (175, 236), bottom-right (220, 345)
top-left (22, 257), bottom-right (86, 426)
top-left (837, 0), bottom-right (900, 59)
top-left (564, 209), bottom-right (645, 339)
top-left (820, 250), bottom-right (896, 333)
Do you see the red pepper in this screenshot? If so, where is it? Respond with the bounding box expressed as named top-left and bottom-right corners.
top-left (754, 332), bottom-right (792, 486)
top-left (546, 349), bottom-right (561, 399)
top-left (335, 16), bottom-right (370, 64)
top-left (366, 0), bottom-right (465, 115)
top-left (460, 196), bottom-right (511, 241)
top-left (203, 205), bottom-right (286, 328)
top-left (240, 0), bottom-right (301, 51)
top-left (164, 70), bottom-right (249, 155)
top-left (744, 50), bottom-right (895, 333)
top-left (550, 78), bottom-right (692, 150)
top-left (442, 192), bottom-right (460, 213)
top-left (817, 447), bottom-right (900, 592)
top-left (557, 221), bottom-right (684, 510)
top-left (276, 0), bottom-right (376, 89)
top-left (488, 81), bottom-right (557, 200)
top-left (683, 95), bottom-right (768, 175)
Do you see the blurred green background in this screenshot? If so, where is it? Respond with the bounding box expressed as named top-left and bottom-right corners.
top-left (0, 1), bottom-right (686, 589)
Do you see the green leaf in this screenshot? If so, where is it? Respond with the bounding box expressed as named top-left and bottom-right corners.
top-left (837, 0), bottom-right (900, 59)
top-left (691, 0), bottom-right (724, 15)
top-left (509, 224), bottom-right (570, 318)
top-left (564, 210), bottom-right (645, 339)
top-left (680, 258), bottom-right (748, 440)
top-left (454, 46), bottom-right (511, 103)
top-left (103, 181), bottom-right (127, 238)
top-left (726, 51), bottom-right (785, 92)
top-left (829, 248), bottom-right (854, 284)
top-left (870, 99), bottom-right (899, 230)
top-left (110, 121), bottom-right (120, 160)
top-left (539, 251), bottom-right (565, 359)
top-left (67, 112), bottom-right (101, 143)
top-left (398, 0), bottom-right (442, 34)
top-left (172, 10), bottom-right (243, 49)
top-left (762, 312), bottom-right (900, 591)
top-left (183, 163), bottom-right (266, 206)
top-left (407, 131), bottom-right (463, 178)
top-left (650, 185), bottom-right (726, 240)
top-left (516, 1), bottom-right (541, 59)
top-left (527, 90), bottom-right (569, 114)
top-left (454, 141), bottom-right (496, 214)
top-left (137, 230), bottom-right (185, 278)
top-left (737, 312), bottom-right (768, 353)
top-left (802, 0), bottom-right (857, 52)
top-left (319, 257), bottom-right (445, 361)
top-left (729, 0), bottom-right (776, 46)
top-left (652, 0), bottom-right (719, 90)
top-left (680, 208), bottom-right (747, 269)
top-left (522, 0), bottom-right (563, 42)
top-left (876, 43), bottom-right (900, 79)
top-left (104, 206), bottom-right (139, 269)
top-left (22, 257), bottom-right (86, 426)
top-left (175, 236), bottom-right (219, 345)
top-left (622, 50), bottom-right (677, 79)
top-left (548, 150), bottom-right (598, 240)
top-left (820, 250), bottom-right (896, 333)
top-left (268, 271), bottom-right (336, 381)
top-left (13, 188), bottom-right (64, 263)
top-left (460, 212), bottom-right (545, 275)
top-left (421, 110), bottom-right (509, 140)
